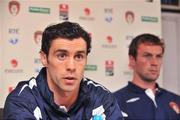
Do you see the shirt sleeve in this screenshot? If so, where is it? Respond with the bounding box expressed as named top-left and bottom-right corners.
top-left (3, 95), bottom-right (39, 120)
top-left (104, 93), bottom-right (124, 120)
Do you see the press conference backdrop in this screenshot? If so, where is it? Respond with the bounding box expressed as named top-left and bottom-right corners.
top-left (0, 0), bottom-right (161, 107)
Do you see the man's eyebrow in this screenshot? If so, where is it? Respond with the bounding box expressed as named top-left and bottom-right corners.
top-left (53, 49), bottom-right (86, 54)
top-left (54, 49), bottom-right (67, 54)
top-left (76, 50), bottom-right (86, 54)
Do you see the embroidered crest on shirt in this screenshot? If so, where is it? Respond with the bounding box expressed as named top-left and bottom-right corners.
top-left (169, 101), bottom-right (180, 114)
top-left (90, 105), bottom-right (106, 120)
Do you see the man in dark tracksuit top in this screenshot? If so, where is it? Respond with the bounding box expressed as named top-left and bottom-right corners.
top-left (114, 33), bottom-right (180, 120)
top-left (114, 82), bottom-right (180, 120)
top-left (4, 21), bottom-right (123, 120)
top-left (4, 68), bottom-right (122, 120)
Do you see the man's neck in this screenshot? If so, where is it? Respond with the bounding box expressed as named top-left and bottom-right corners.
top-left (47, 76), bottom-right (79, 111)
top-left (53, 90), bottom-right (79, 111)
top-left (132, 79), bottom-right (156, 93)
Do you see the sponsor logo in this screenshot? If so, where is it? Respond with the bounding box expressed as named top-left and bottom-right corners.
top-left (79, 7), bottom-right (95, 21)
top-left (104, 8), bottom-right (113, 14)
top-left (102, 35), bottom-right (117, 49)
top-left (34, 30), bottom-right (42, 45)
top-left (8, 28), bottom-right (19, 34)
top-left (11, 59), bottom-right (18, 68)
top-left (4, 59), bottom-right (23, 73)
top-left (84, 8), bottom-right (90, 16)
top-left (105, 60), bottom-right (114, 76)
top-left (8, 0), bottom-right (20, 16)
top-left (85, 65), bottom-right (97, 71)
top-left (9, 38), bottom-right (18, 45)
top-left (59, 4), bottom-right (69, 20)
top-left (34, 58), bottom-right (42, 73)
top-left (29, 6), bottom-right (50, 14)
top-left (141, 16), bottom-right (158, 22)
top-left (8, 86), bottom-right (14, 93)
top-left (125, 35), bottom-right (134, 47)
top-left (105, 16), bottom-right (113, 23)
top-left (104, 8), bottom-right (113, 23)
top-left (125, 11), bottom-right (135, 24)
top-left (106, 35), bottom-right (112, 43)
top-left (34, 58), bottom-right (41, 64)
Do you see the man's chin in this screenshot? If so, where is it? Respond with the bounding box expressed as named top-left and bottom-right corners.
top-left (143, 77), bottom-right (157, 83)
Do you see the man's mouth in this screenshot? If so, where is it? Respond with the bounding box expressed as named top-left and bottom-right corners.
top-left (64, 77), bottom-right (75, 80)
top-left (149, 70), bottom-right (158, 74)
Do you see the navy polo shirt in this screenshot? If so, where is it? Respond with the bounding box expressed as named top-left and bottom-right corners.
top-left (114, 82), bottom-right (180, 120)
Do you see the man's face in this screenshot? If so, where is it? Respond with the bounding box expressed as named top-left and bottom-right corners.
top-left (41, 38), bottom-right (87, 93)
top-left (130, 43), bottom-right (163, 83)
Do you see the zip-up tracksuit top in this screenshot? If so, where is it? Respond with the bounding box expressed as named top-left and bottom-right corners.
top-left (4, 68), bottom-right (123, 120)
top-left (113, 82), bottom-right (180, 120)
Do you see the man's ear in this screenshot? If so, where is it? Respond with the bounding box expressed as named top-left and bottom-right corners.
top-left (129, 55), bottom-right (135, 69)
top-left (40, 51), bottom-right (48, 67)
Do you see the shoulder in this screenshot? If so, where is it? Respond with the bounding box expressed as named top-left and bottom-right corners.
top-left (81, 77), bottom-right (116, 104)
top-left (82, 77), bottom-right (111, 95)
top-left (113, 85), bottom-right (129, 98)
top-left (160, 88), bottom-right (180, 101)
top-left (3, 78), bottom-right (42, 119)
top-left (5, 77), bottom-right (39, 109)
top-left (81, 78), bottom-right (123, 119)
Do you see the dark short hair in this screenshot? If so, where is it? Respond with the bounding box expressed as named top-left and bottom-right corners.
top-left (41, 21), bottom-right (91, 55)
top-left (129, 33), bottom-right (165, 58)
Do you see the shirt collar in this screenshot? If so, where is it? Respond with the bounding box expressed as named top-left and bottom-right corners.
top-left (127, 81), bottom-right (163, 95)
top-left (36, 67), bottom-right (90, 113)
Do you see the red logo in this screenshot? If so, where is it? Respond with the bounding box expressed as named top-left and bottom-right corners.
top-left (11, 59), bottom-right (18, 68)
top-left (125, 11), bottom-right (135, 24)
top-left (8, 87), bottom-right (14, 93)
top-left (106, 35), bottom-right (112, 43)
top-left (34, 30), bottom-right (43, 45)
top-left (169, 101), bottom-right (180, 114)
top-left (8, 0), bottom-right (20, 16)
top-left (59, 4), bottom-right (68, 12)
top-left (105, 60), bottom-right (114, 67)
top-left (84, 8), bottom-right (90, 16)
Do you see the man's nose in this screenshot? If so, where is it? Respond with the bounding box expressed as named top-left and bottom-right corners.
top-left (66, 58), bottom-right (76, 72)
top-left (150, 58), bottom-right (159, 66)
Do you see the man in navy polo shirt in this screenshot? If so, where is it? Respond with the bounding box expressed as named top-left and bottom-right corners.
top-left (114, 33), bottom-right (180, 120)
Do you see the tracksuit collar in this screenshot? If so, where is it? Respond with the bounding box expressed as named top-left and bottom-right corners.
top-left (36, 67), bottom-right (90, 113)
top-left (127, 81), bottom-right (163, 95)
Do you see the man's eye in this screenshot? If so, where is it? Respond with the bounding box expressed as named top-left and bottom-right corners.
top-left (75, 54), bottom-right (84, 61)
top-left (157, 55), bottom-right (163, 59)
top-left (57, 53), bottom-right (66, 60)
top-left (143, 54), bottom-right (152, 59)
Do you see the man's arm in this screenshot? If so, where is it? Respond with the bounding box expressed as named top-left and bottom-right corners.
top-left (3, 97), bottom-right (38, 120)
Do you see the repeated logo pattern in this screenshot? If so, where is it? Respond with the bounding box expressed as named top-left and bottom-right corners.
top-left (0, 1), bottom-right (161, 105)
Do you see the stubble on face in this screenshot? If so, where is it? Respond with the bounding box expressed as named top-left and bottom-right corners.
top-left (133, 43), bottom-right (163, 84)
top-left (45, 38), bottom-right (87, 94)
